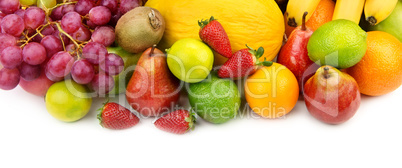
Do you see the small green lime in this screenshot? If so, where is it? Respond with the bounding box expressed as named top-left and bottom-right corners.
top-left (167, 38), bottom-right (214, 83)
top-left (188, 72), bottom-right (240, 124)
top-left (307, 19), bottom-right (367, 69)
top-left (45, 80), bottom-right (92, 122)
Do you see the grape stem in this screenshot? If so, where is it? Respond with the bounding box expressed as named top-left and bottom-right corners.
top-left (19, 23), bottom-right (51, 48)
top-left (19, 1), bottom-right (92, 59)
top-left (53, 22), bottom-right (82, 58)
top-left (59, 33), bottom-right (67, 51)
top-left (48, 1), bottom-right (78, 11)
top-left (36, 29), bottom-right (44, 38)
top-left (22, 31), bottom-right (29, 39)
top-left (54, 23), bottom-right (81, 49)
top-left (40, 1), bottom-right (78, 15)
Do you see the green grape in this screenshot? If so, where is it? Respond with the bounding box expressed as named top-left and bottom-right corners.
top-left (37, 0), bottom-right (56, 10)
top-left (20, 0), bottom-right (37, 6)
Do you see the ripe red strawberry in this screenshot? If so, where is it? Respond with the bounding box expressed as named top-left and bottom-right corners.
top-left (97, 102), bottom-right (140, 130)
top-left (154, 109), bottom-right (195, 134)
top-left (198, 16), bottom-right (232, 58)
top-left (218, 45), bottom-right (272, 78)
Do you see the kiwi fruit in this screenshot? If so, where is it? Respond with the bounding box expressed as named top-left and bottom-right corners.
top-left (115, 7), bottom-right (165, 53)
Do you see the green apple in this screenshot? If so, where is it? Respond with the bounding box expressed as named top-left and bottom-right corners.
top-left (107, 46), bottom-right (141, 95)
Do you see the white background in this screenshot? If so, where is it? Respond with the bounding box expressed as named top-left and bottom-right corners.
top-left (1, 85), bottom-right (401, 168)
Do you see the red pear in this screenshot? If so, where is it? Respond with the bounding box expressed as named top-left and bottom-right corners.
top-left (303, 66), bottom-right (361, 124)
top-left (277, 12), bottom-right (319, 92)
top-left (126, 45), bottom-right (180, 117)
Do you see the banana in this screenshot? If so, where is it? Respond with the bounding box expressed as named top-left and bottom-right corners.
top-left (286, 0), bottom-right (320, 27)
top-left (332, 0), bottom-right (365, 24)
top-left (364, 0), bottom-right (398, 25)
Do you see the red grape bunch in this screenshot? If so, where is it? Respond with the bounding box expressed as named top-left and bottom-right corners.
top-left (0, 0), bottom-right (144, 96)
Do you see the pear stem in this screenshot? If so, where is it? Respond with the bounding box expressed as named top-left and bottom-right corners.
top-left (323, 66), bottom-right (330, 79)
top-left (150, 44), bottom-right (157, 57)
top-left (301, 12), bottom-right (308, 31)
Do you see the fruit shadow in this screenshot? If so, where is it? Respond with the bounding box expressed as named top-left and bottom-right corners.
top-left (77, 94), bottom-right (133, 124)
top-left (235, 80), bottom-right (306, 122)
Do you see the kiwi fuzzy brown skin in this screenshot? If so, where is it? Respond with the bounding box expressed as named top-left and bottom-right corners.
top-left (115, 7), bottom-right (165, 53)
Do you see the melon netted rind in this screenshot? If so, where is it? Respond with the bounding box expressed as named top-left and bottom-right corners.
top-left (145, 0), bottom-right (285, 65)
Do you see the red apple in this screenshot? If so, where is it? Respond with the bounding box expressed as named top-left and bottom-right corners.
top-left (303, 66), bottom-right (360, 124)
top-left (19, 70), bottom-right (54, 97)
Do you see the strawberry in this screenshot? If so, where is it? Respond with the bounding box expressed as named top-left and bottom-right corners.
top-left (218, 45), bottom-right (272, 78)
top-left (154, 109), bottom-right (195, 134)
top-left (198, 16), bottom-right (232, 58)
top-left (97, 102), bottom-right (140, 130)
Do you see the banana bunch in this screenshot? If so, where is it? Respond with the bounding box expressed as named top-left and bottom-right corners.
top-left (286, 0), bottom-right (320, 27)
top-left (332, 0), bottom-right (365, 24)
top-left (364, 0), bottom-right (398, 25)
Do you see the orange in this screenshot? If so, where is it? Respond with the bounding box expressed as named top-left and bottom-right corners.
top-left (284, 0), bottom-right (335, 38)
top-left (345, 31), bottom-right (402, 96)
top-left (245, 63), bottom-right (299, 118)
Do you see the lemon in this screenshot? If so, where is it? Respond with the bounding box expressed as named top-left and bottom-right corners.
top-left (45, 80), bottom-right (92, 122)
top-left (166, 38), bottom-right (214, 83)
top-left (307, 19), bottom-right (367, 69)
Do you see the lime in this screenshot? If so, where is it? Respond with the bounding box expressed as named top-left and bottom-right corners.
top-left (45, 80), bottom-right (92, 122)
top-left (307, 19), bottom-right (367, 69)
top-left (166, 38), bottom-right (214, 83)
top-left (188, 72), bottom-right (240, 124)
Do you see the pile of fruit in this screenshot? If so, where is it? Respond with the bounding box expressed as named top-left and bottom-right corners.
top-left (0, 0), bottom-right (401, 134)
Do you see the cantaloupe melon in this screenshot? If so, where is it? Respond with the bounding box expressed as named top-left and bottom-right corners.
top-left (146, 0), bottom-right (285, 65)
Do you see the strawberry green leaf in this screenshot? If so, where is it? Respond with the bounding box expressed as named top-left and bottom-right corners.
top-left (198, 16), bottom-right (216, 29)
top-left (246, 44), bottom-right (257, 55)
top-left (256, 57), bottom-right (273, 67)
top-left (185, 110), bottom-right (197, 131)
top-left (261, 61), bottom-right (273, 67)
top-left (256, 47), bottom-right (264, 58)
top-left (209, 16), bottom-right (215, 22)
top-left (97, 99), bottom-right (110, 128)
top-left (97, 110), bottom-right (104, 128)
top-left (198, 19), bottom-right (207, 29)
top-left (198, 20), bottom-right (203, 27)
top-left (246, 44), bottom-right (254, 51)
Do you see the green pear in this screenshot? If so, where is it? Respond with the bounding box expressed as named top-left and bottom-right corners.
top-left (107, 46), bottom-right (141, 95)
